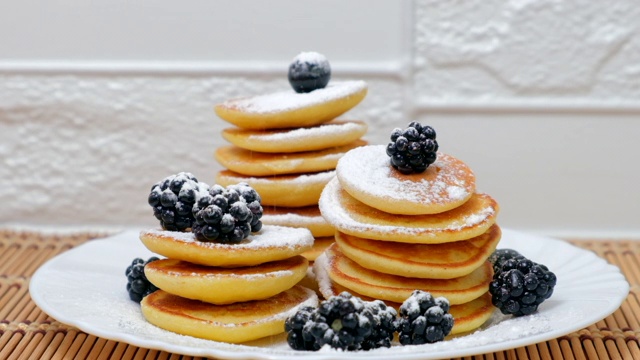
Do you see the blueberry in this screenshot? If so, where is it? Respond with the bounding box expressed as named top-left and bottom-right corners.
top-left (288, 52), bottom-right (331, 93)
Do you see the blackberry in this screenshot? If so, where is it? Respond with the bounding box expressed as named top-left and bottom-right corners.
top-left (488, 248), bottom-right (524, 273)
top-left (397, 290), bottom-right (454, 345)
top-left (489, 256), bottom-right (557, 316)
top-left (125, 257), bottom-right (160, 303)
top-left (284, 306), bottom-right (317, 351)
top-left (147, 172), bottom-right (210, 231)
top-left (360, 300), bottom-right (398, 350)
top-left (386, 122), bottom-right (439, 174)
top-left (288, 52), bottom-right (331, 93)
top-left (191, 182), bottom-right (263, 243)
top-left (284, 292), bottom-right (397, 351)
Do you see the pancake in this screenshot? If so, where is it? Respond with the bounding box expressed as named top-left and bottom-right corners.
top-left (139, 226), bottom-right (313, 267)
top-left (319, 244), bottom-right (492, 305)
top-left (300, 236), bottom-right (335, 261)
top-left (262, 205), bottom-right (334, 237)
top-left (319, 177), bottom-right (499, 244)
top-left (140, 286), bottom-right (318, 343)
top-left (335, 225), bottom-right (501, 279)
top-left (316, 275), bottom-right (493, 336)
top-left (221, 120), bottom-right (368, 153)
top-left (214, 81), bottom-right (367, 130)
top-left (145, 256), bottom-right (308, 304)
top-left (337, 145), bottom-right (476, 215)
top-left (215, 170), bottom-right (334, 208)
top-left (215, 140), bottom-right (367, 177)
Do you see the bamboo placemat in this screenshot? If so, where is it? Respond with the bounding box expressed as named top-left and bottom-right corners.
top-left (1, 230), bottom-right (638, 360)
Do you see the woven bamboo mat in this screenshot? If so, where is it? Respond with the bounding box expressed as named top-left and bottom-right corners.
top-left (1, 230), bottom-right (638, 360)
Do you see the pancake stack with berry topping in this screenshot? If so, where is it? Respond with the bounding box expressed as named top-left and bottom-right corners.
top-left (213, 52), bottom-right (369, 284)
top-left (315, 122), bottom-right (500, 335)
top-left (134, 172), bottom-right (318, 343)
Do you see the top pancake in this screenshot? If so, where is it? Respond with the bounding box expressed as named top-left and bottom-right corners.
top-left (319, 177), bottom-right (499, 243)
top-left (214, 81), bottom-right (368, 130)
top-left (337, 145), bottom-right (476, 215)
top-left (222, 120), bottom-right (368, 153)
top-left (139, 225), bottom-right (313, 267)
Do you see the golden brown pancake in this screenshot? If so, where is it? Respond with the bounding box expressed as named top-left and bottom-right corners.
top-left (319, 244), bottom-right (492, 305)
top-left (318, 278), bottom-right (493, 335)
top-left (139, 226), bottom-right (313, 267)
top-left (300, 236), bottom-right (335, 261)
top-left (214, 81), bottom-right (367, 130)
top-left (262, 205), bottom-right (335, 237)
top-left (221, 120), bottom-right (368, 153)
top-left (215, 140), bottom-right (366, 177)
top-left (215, 170), bottom-right (334, 208)
top-left (319, 177), bottom-right (499, 244)
top-left (140, 286), bottom-right (318, 343)
top-left (337, 146), bottom-right (476, 215)
top-left (335, 225), bottom-right (501, 279)
top-left (145, 256), bottom-right (308, 304)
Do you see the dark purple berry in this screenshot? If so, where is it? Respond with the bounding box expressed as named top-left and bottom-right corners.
top-left (489, 252), bottom-right (557, 317)
top-left (397, 290), bottom-right (453, 345)
top-left (148, 172), bottom-right (209, 231)
top-left (387, 122), bottom-right (439, 174)
top-left (288, 52), bottom-right (331, 93)
top-left (192, 182), bottom-right (263, 244)
top-left (125, 257), bottom-right (160, 303)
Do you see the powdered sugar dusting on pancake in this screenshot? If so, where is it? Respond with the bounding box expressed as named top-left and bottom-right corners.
top-left (141, 225), bottom-right (313, 250)
top-left (222, 81), bottom-right (367, 114)
top-left (337, 145), bottom-right (475, 208)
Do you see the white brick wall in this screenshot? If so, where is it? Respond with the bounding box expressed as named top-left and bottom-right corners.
top-left (1, 1), bottom-right (638, 237)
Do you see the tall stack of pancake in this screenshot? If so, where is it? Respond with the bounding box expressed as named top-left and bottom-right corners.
top-left (316, 145), bottom-right (501, 335)
top-left (137, 226), bottom-right (318, 343)
top-left (213, 81), bottom-right (369, 269)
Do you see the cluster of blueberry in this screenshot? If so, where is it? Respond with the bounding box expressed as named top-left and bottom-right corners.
top-left (285, 290), bottom-right (453, 351)
top-left (147, 172), bottom-right (263, 244)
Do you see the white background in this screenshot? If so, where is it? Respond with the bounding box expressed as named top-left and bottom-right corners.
top-left (1, 0), bottom-right (638, 238)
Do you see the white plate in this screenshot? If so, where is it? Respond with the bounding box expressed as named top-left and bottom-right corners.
top-left (30, 229), bottom-right (629, 360)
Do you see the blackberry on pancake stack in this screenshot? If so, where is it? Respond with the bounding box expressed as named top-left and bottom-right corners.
top-left (213, 52), bottom-right (369, 280)
top-left (316, 123), bottom-right (501, 335)
top-left (138, 174), bottom-right (318, 343)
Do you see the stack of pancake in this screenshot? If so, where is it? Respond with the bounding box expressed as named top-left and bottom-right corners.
top-left (316, 145), bottom-right (501, 335)
top-left (213, 81), bottom-right (369, 270)
top-left (137, 226), bottom-right (318, 343)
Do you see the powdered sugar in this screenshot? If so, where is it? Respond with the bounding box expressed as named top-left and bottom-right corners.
top-left (141, 225), bottom-right (314, 250)
top-left (292, 51), bottom-right (330, 67)
top-left (222, 170), bottom-right (335, 186)
top-left (463, 207), bottom-right (496, 227)
top-left (313, 253), bottom-right (335, 299)
top-left (336, 145), bottom-right (475, 209)
top-left (248, 121), bottom-right (365, 143)
top-left (223, 81), bottom-right (367, 114)
top-left (262, 212), bottom-right (326, 227)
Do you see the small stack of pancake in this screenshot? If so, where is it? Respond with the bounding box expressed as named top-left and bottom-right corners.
top-left (137, 226), bottom-right (318, 343)
top-left (213, 81), bottom-right (369, 275)
top-left (316, 145), bottom-right (501, 335)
